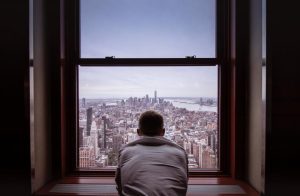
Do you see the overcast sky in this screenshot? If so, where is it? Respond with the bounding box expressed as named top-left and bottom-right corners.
top-left (79, 0), bottom-right (217, 99)
top-left (79, 66), bottom-right (218, 98)
top-left (81, 0), bottom-right (215, 58)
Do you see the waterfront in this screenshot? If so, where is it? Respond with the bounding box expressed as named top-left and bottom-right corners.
top-left (165, 99), bottom-right (217, 112)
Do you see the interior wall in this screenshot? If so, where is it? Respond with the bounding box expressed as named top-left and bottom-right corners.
top-left (231, 0), bottom-right (249, 180)
top-left (261, 0), bottom-right (266, 193)
top-left (232, 0), bottom-right (263, 192)
top-left (264, 0), bottom-right (300, 195)
top-left (245, 0), bottom-right (262, 192)
top-left (0, 1), bottom-right (31, 195)
top-left (32, 0), bottom-right (62, 192)
top-left (33, 0), bottom-right (53, 191)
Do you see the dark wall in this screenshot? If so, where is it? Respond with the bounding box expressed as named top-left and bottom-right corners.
top-left (230, 0), bottom-right (249, 180)
top-left (265, 1), bottom-right (300, 195)
top-left (0, 1), bottom-right (31, 196)
top-left (31, 0), bottom-right (62, 192)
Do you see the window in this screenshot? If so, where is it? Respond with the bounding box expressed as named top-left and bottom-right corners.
top-left (65, 0), bottom-right (230, 175)
top-left (79, 66), bottom-right (219, 169)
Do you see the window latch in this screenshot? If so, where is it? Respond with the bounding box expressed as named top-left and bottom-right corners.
top-left (105, 56), bottom-right (115, 59)
top-left (185, 55), bottom-right (196, 59)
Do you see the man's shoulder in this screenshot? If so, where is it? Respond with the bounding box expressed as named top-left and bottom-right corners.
top-left (120, 136), bottom-right (186, 153)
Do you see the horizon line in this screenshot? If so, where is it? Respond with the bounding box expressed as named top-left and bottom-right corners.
top-left (80, 96), bottom-right (218, 99)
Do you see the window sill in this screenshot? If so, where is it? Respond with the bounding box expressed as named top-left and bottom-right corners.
top-left (35, 177), bottom-right (259, 196)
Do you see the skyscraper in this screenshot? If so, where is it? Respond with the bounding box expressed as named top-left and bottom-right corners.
top-left (90, 121), bottom-right (98, 156)
top-left (102, 116), bottom-right (108, 149)
top-left (82, 98), bottom-right (86, 108)
top-left (86, 107), bottom-right (93, 136)
top-left (154, 90), bottom-right (157, 103)
top-left (79, 127), bottom-right (84, 147)
top-left (208, 132), bottom-right (216, 152)
top-left (112, 134), bottom-right (123, 152)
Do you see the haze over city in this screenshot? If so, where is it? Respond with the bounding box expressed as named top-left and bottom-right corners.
top-left (79, 66), bottom-right (218, 99)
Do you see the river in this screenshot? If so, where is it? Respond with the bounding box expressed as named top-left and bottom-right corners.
top-left (165, 99), bottom-right (217, 113)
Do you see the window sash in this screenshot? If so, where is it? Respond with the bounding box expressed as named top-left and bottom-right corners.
top-left (74, 0), bottom-right (227, 62)
top-left (77, 58), bottom-right (219, 66)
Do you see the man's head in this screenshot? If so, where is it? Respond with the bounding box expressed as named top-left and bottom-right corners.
top-left (137, 110), bottom-right (165, 136)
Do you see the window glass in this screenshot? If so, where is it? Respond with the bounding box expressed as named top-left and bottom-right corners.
top-left (80, 0), bottom-right (216, 58)
top-left (78, 66), bottom-right (219, 169)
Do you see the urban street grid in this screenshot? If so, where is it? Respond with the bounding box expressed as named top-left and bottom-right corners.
top-left (79, 91), bottom-right (218, 169)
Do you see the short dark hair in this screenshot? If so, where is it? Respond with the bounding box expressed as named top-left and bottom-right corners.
top-left (138, 110), bottom-right (164, 136)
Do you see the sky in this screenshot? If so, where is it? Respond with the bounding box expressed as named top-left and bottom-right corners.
top-left (80, 0), bottom-right (216, 58)
top-left (79, 0), bottom-right (217, 99)
top-left (79, 66), bottom-right (218, 98)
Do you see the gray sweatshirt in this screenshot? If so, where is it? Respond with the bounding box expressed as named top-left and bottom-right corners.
top-left (115, 136), bottom-right (188, 196)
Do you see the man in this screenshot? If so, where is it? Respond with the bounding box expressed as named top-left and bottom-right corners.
top-left (115, 110), bottom-right (188, 196)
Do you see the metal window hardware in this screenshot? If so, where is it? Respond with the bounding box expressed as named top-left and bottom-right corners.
top-left (185, 55), bottom-right (196, 59)
top-left (105, 56), bottom-right (115, 59)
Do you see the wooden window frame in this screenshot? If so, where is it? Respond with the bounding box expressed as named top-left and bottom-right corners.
top-left (61, 0), bottom-right (233, 178)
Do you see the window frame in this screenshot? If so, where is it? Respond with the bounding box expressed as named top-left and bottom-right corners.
top-left (62, 0), bottom-right (231, 177)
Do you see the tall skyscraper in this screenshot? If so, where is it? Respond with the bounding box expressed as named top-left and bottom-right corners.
top-left (79, 127), bottom-right (84, 147)
top-left (86, 107), bottom-right (92, 136)
top-left (154, 90), bottom-right (157, 103)
top-left (82, 98), bottom-right (86, 108)
top-left (89, 121), bottom-right (98, 159)
top-left (193, 142), bottom-right (201, 167)
top-left (113, 134), bottom-right (123, 152)
top-left (199, 97), bottom-right (203, 106)
top-left (102, 116), bottom-right (108, 149)
top-left (208, 132), bottom-right (216, 152)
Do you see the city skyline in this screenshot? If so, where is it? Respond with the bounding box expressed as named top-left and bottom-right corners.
top-left (79, 66), bottom-right (218, 99)
top-left (79, 92), bottom-right (218, 169)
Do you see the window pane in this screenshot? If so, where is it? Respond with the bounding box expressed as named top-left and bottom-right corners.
top-left (80, 0), bottom-right (216, 58)
top-left (78, 66), bottom-right (219, 169)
